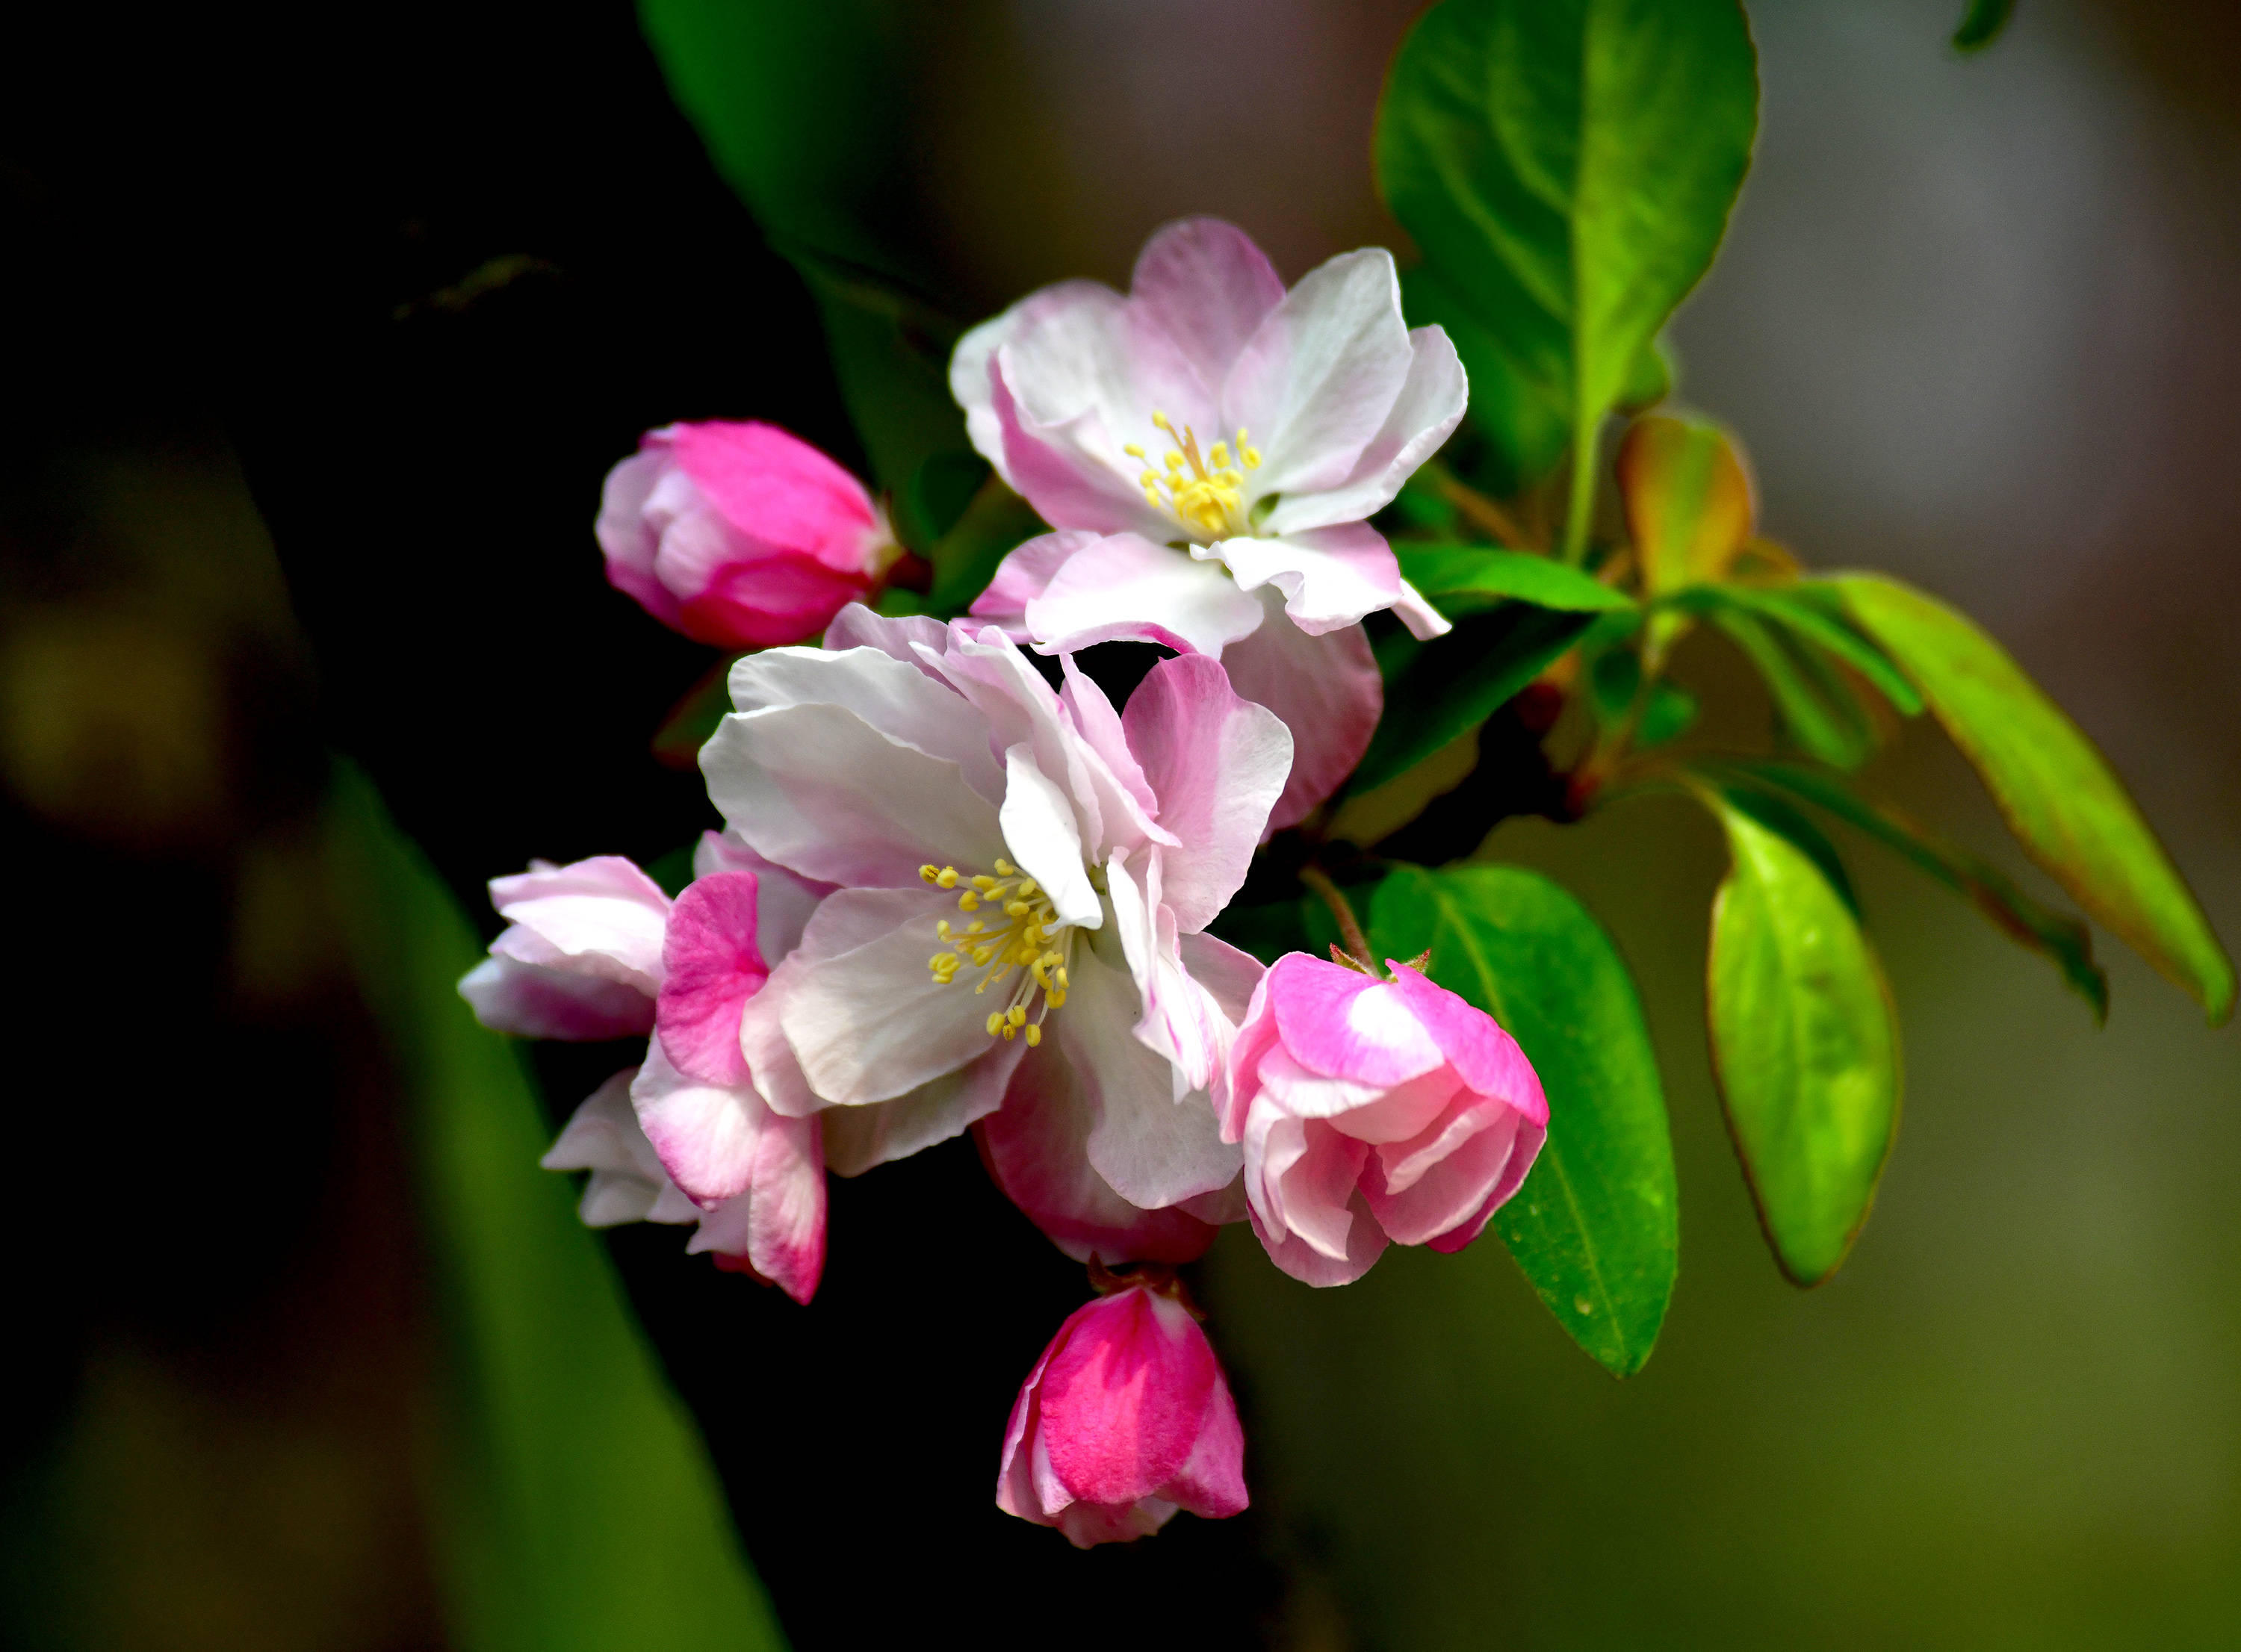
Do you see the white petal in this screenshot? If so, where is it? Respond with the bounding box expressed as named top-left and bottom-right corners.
top-left (1222, 248), bottom-right (1413, 500)
top-left (1000, 745), bottom-right (1103, 931)
top-left (1023, 533), bottom-right (1265, 658)
top-left (1259, 324), bottom-right (1468, 537)
top-left (820, 1038), bottom-right (1025, 1176)
top-left (1207, 524), bottom-right (1404, 636)
top-left (729, 644), bottom-right (1003, 804)
top-left (701, 703), bottom-right (1004, 889)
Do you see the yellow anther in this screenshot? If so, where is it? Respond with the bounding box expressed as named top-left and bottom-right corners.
top-left (1005, 899), bottom-right (1030, 918)
top-left (1017, 877), bottom-right (1037, 896)
top-left (1144, 488), bottom-right (1161, 507)
top-left (1208, 441), bottom-right (1230, 469)
top-left (972, 875), bottom-right (998, 891)
top-left (958, 890), bottom-right (979, 911)
top-left (1047, 988), bottom-right (1067, 1008)
top-left (1151, 409), bottom-right (1172, 430)
top-left (1023, 1024), bottom-right (1041, 1047)
top-left (1006, 1005), bottom-right (1026, 1028)
top-left (919, 863), bottom-right (938, 884)
top-left (1242, 447), bottom-right (1262, 469)
top-left (1123, 443), bottom-right (1146, 459)
top-left (1164, 450), bottom-right (1185, 471)
top-left (994, 858), bottom-right (1016, 876)
top-left (986, 1011), bottom-right (1005, 1037)
top-left (1141, 471), bottom-right (1160, 488)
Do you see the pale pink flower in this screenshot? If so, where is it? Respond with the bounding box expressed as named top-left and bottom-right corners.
top-left (996, 1282), bottom-right (1248, 1547)
top-left (598, 420), bottom-right (899, 650)
top-left (1217, 953), bottom-right (1549, 1287)
top-left (459, 839), bottom-right (828, 1302)
top-left (951, 218), bottom-right (1462, 825)
top-left (699, 605), bottom-right (1287, 1260)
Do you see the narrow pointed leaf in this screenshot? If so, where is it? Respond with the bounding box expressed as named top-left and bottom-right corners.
top-left (1395, 544), bottom-right (1636, 616)
top-left (1710, 607), bottom-right (1879, 770)
top-left (1710, 758), bottom-right (2108, 1020)
top-left (1371, 865), bottom-right (1677, 1376)
top-left (1834, 573), bottom-right (2234, 1023)
top-left (327, 765), bottom-right (787, 1652)
top-left (1702, 792), bottom-right (1901, 1286)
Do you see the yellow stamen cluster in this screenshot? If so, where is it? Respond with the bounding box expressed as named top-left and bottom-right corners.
top-left (1124, 410), bottom-right (1261, 541)
top-left (919, 857), bottom-right (1071, 1043)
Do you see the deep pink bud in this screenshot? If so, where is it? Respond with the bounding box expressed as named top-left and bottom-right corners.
top-left (996, 1284), bottom-right (1248, 1547)
top-left (1217, 954), bottom-right (1549, 1287)
top-left (597, 420), bottom-right (896, 649)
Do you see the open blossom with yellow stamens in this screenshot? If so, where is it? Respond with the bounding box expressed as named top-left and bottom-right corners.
top-left (952, 217), bottom-right (1463, 830)
top-left (698, 604), bottom-right (1293, 1262)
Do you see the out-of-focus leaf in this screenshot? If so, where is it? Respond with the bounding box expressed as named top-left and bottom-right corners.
top-left (1375, 0), bottom-right (1757, 547)
top-left (1618, 414), bottom-right (1754, 596)
top-left (636, 1), bottom-right (973, 528)
top-left (1371, 865), bottom-right (1676, 1376)
top-left (1399, 267), bottom-right (1571, 494)
top-left (1587, 644), bottom-right (1640, 721)
top-left (1395, 545), bottom-right (1635, 617)
top-left (1617, 334), bottom-right (1676, 413)
top-left (1726, 583), bottom-right (1924, 715)
top-left (1707, 758), bottom-right (2108, 1020)
top-left (326, 764), bottom-right (787, 1652)
top-left (1352, 605), bottom-right (1597, 794)
top-left (1637, 680), bottom-right (1699, 748)
top-left (1710, 606), bottom-right (1878, 770)
top-left (924, 475), bottom-right (1047, 618)
top-left (649, 657), bottom-right (740, 771)
top-left (1701, 789), bottom-right (1900, 1287)
top-left (1952, 0), bottom-right (2014, 52)
top-left (1835, 573), bottom-right (2234, 1024)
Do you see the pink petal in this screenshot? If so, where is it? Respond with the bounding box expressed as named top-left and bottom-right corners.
top-left (1039, 1289), bottom-right (1218, 1506)
top-left (666, 419), bottom-right (881, 574)
top-left (1247, 1199), bottom-right (1387, 1288)
top-left (974, 1036), bottom-right (1219, 1265)
top-left (1129, 217), bottom-right (1288, 390)
top-left (1386, 963), bottom-right (1550, 1128)
top-left (1121, 653), bottom-right (1293, 931)
top-left (1265, 952), bottom-right (1446, 1087)
top-left (1215, 603), bottom-right (1380, 830)
top-left (654, 871), bottom-right (766, 1087)
top-left (673, 552), bottom-right (870, 649)
top-left (595, 447), bottom-right (680, 628)
top-left (1363, 1099), bottom-right (1523, 1246)
top-left (1427, 1115), bottom-right (1546, 1254)
top-left (968, 530), bottom-right (1105, 636)
top-left (459, 954), bottom-right (655, 1041)
top-left (486, 855), bottom-right (673, 994)
top-left (630, 1034), bottom-right (765, 1206)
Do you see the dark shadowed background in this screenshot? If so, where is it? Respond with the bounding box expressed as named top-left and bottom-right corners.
top-left (2, 1), bottom-right (2234, 1648)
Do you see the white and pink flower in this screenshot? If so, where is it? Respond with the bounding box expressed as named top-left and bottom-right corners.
top-left (997, 1280), bottom-right (1248, 1547)
top-left (951, 217), bottom-right (1463, 825)
top-left (598, 420), bottom-right (899, 650)
top-left (1217, 952), bottom-right (1549, 1286)
top-left (695, 604), bottom-right (1289, 1258)
top-left (459, 839), bottom-right (828, 1302)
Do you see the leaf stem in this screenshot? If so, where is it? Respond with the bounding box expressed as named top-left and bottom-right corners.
top-left (1563, 406), bottom-right (1599, 566)
top-left (1298, 864), bottom-right (1377, 972)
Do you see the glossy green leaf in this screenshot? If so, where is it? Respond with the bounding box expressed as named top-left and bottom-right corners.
top-left (1395, 544), bottom-right (1636, 617)
top-left (1952, 0), bottom-right (2015, 52)
top-left (1371, 865), bottom-right (1676, 1376)
top-left (1351, 605), bottom-right (1597, 794)
top-left (1708, 758), bottom-right (2108, 1020)
top-left (1734, 583), bottom-right (1924, 716)
top-left (1835, 573), bottom-right (2234, 1023)
top-left (1710, 606), bottom-right (1878, 770)
top-left (1702, 791), bottom-right (1900, 1286)
top-left (327, 765), bottom-right (787, 1652)
top-left (1375, 0), bottom-right (1758, 548)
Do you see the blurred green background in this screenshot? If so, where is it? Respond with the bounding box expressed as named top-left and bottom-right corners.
top-left (2, 0), bottom-right (2235, 1646)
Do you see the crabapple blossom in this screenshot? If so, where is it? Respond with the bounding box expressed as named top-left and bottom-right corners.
top-left (952, 217), bottom-right (1463, 825)
top-left (996, 1279), bottom-right (1247, 1547)
top-left (1217, 951), bottom-right (1548, 1287)
top-left (697, 603), bottom-right (1287, 1260)
top-left (598, 420), bottom-right (899, 650)
top-left (458, 839), bottom-right (827, 1302)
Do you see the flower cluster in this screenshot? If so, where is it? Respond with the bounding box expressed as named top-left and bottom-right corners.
top-left (463, 220), bottom-right (1548, 1546)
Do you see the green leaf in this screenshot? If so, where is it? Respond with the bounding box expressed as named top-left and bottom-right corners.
top-left (923, 474), bottom-right (1047, 618)
top-left (326, 763), bottom-right (787, 1652)
top-left (1706, 758), bottom-right (2108, 1020)
top-left (1834, 574), bottom-right (2234, 1024)
top-left (1701, 790), bottom-right (1900, 1286)
top-left (1637, 680), bottom-right (1698, 748)
top-left (1709, 606), bottom-right (1878, 770)
top-left (1952, 0), bottom-right (2015, 53)
top-left (1729, 583), bottom-right (1924, 716)
top-left (1375, 0), bottom-right (1758, 553)
top-left (1395, 544), bottom-right (1636, 617)
top-left (1351, 605), bottom-right (1597, 794)
top-left (1399, 267), bottom-right (1570, 494)
top-left (648, 658), bottom-right (740, 772)
top-left (1370, 866), bottom-right (1677, 1376)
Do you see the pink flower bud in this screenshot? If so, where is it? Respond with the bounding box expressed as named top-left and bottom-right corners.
top-left (597, 420), bottom-right (896, 650)
top-left (996, 1283), bottom-right (1248, 1547)
top-left (1218, 954), bottom-right (1549, 1286)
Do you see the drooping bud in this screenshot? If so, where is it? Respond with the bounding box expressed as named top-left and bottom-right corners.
top-left (996, 1279), bottom-right (1248, 1547)
top-left (597, 420), bottom-right (897, 650)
